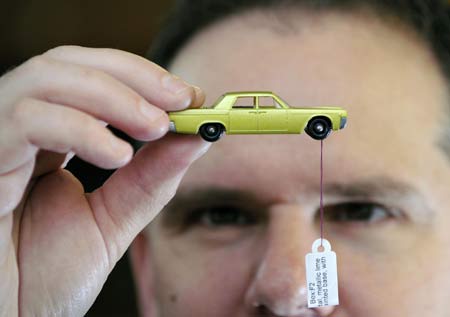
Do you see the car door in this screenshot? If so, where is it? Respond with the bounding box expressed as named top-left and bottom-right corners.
top-left (229, 96), bottom-right (258, 133)
top-left (257, 96), bottom-right (288, 132)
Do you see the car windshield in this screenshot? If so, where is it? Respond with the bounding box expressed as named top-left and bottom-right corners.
top-left (208, 94), bottom-right (226, 108)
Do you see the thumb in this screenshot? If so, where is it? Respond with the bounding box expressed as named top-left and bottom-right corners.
top-left (88, 134), bottom-right (210, 265)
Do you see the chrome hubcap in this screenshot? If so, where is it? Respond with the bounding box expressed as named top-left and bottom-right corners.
top-left (207, 126), bottom-right (217, 134)
top-left (313, 123), bottom-right (325, 133)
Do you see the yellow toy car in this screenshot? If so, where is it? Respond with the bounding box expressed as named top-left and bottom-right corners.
top-left (168, 91), bottom-right (347, 142)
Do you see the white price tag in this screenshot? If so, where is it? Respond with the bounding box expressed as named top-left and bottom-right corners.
top-left (305, 238), bottom-right (339, 308)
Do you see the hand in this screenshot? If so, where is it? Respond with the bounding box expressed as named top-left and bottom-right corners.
top-left (0, 46), bottom-right (210, 316)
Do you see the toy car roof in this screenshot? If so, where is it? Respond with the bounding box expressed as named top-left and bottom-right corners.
top-left (222, 91), bottom-right (275, 97)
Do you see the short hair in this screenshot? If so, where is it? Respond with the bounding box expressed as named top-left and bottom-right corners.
top-left (148, 0), bottom-right (450, 79)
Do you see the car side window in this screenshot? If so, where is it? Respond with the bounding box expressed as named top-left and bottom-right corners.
top-left (232, 97), bottom-right (256, 109)
top-left (259, 96), bottom-right (282, 109)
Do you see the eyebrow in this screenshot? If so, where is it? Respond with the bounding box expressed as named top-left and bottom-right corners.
top-left (323, 177), bottom-right (434, 222)
top-left (170, 178), bottom-right (423, 203)
top-left (323, 177), bottom-right (418, 198)
top-left (161, 177), bottom-right (434, 228)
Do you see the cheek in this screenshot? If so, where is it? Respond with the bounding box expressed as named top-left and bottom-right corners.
top-left (336, 231), bottom-right (450, 316)
top-left (149, 234), bottom-right (258, 316)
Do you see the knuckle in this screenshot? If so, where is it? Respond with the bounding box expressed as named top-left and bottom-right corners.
top-left (42, 45), bottom-right (81, 58)
top-left (43, 46), bottom-right (105, 82)
top-left (22, 55), bottom-right (51, 74)
top-left (42, 45), bottom-right (70, 57)
top-left (97, 47), bottom-right (118, 55)
top-left (76, 112), bottom-right (104, 139)
top-left (79, 66), bottom-right (101, 82)
top-left (78, 112), bottom-right (96, 131)
top-left (11, 98), bottom-right (33, 125)
top-left (43, 45), bottom-right (79, 58)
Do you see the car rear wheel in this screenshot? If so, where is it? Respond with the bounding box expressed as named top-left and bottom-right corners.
top-left (199, 123), bottom-right (224, 142)
top-left (305, 117), bottom-right (331, 140)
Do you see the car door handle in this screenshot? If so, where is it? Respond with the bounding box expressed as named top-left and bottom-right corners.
top-left (249, 111), bottom-right (258, 113)
top-left (259, 111), bottom-right (267, 114)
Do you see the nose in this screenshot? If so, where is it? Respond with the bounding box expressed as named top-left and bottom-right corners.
top-left (244, 204), bottom-right (335, 317)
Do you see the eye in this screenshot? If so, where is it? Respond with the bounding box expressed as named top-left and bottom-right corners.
top-left (187, 205), bottom-right (257, 227)
top-left (322, 202), bottom-right (395, 223)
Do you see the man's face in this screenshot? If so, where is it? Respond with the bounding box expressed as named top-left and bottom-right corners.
top-left (134, 9), bottom-right (450, 317)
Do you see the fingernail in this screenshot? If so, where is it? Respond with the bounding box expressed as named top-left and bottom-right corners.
top-left (162, 73), bottom-right (195, 109)
top-left (140, 101), bottom-right (165, 122)
top-left (162, 73), bottom-right (190, 94)
top-left (192, 86), bottom-right (205, 108)
top-left (110, 138), bottom-right (132, 164)
top-left (175, 87), bottom-right (194, 109)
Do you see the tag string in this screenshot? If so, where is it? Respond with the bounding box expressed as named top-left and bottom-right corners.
top-left (320, 139), bottom-right (324, 247)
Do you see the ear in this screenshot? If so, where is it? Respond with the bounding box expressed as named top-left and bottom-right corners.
top-left (129, 232), bottom-right (157, 317)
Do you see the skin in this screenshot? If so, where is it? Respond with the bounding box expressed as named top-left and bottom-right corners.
top-left (130, 9), bottom-right (450, 317)
top-left (0, 46), bottom-right (211, 316)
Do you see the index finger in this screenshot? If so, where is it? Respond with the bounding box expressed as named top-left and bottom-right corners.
top-left (43, 46), bottom-right (205, 111)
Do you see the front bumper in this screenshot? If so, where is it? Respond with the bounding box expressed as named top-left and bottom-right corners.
top-left (340, 116), bottom-right (347, 129)
top-left (169, 121), bottom-right (176, 132)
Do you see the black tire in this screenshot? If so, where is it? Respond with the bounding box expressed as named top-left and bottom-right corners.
top-left (305, 117), bottom-right (331, 140)
top-left (199, 123), bottom-right (224, 142)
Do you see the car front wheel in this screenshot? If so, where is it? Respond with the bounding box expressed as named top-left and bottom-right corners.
top-left (199, 123), bottom-right (224, 142)
top-left (305, 117), bottom-right (331, 140)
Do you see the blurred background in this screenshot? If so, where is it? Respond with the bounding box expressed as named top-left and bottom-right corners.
top-left (1, 1), bottom-right (174, 316)
top-left (1, 0), bottom-right (173, 72)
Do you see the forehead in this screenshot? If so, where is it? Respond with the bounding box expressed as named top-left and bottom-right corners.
top-left (169, 9), bottom-right (449, 198)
